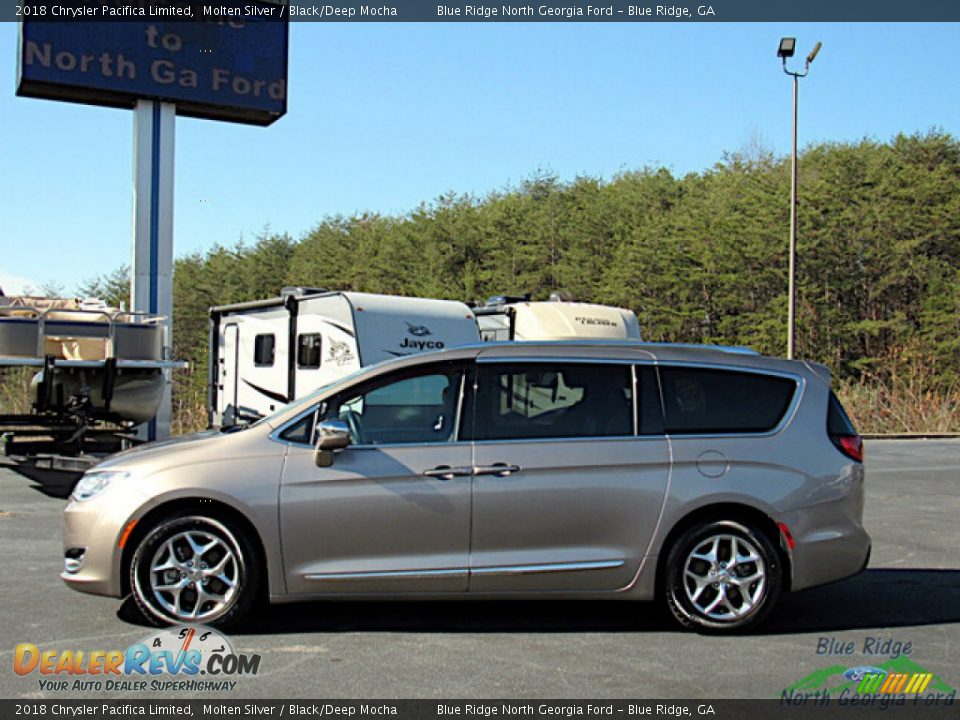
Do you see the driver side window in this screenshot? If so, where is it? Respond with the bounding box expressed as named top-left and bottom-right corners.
top-left (323, 367), bottom-right (464, 445)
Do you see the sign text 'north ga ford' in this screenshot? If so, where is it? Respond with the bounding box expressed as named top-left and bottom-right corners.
top-left (17, 2), bottom-right (288, 126)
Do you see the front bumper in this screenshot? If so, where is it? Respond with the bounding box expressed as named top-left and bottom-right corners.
top-left (61, 488), bottom-right (145, 598)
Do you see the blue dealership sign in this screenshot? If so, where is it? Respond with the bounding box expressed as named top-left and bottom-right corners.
top-left (17, 2), bottom-right (288, 126)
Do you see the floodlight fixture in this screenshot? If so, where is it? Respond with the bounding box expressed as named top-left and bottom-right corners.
top-left (777, 37), bottom-right (796, 59)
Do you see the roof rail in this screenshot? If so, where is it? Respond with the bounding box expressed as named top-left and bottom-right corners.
top-left (638, 342), bottom-right (760, 355)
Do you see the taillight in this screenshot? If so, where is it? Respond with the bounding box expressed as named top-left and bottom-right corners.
top-left (832, 434), bottom-right (863, 462)
top-left (827, 392), bottom-right (862, 462)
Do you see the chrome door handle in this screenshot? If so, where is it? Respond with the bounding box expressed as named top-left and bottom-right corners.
top-left (474, 463), bottom-right (521, 477)
top-left (423, 465), bottom-right (472, 480)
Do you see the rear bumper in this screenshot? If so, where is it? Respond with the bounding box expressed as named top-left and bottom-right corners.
top-left (790, 523), bottom-right (871, 591)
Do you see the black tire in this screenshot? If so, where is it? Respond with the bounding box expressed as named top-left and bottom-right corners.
top-left (129, 514), bottom-right (259, 630)
top-left (663, 519), bottom-right (781, 633)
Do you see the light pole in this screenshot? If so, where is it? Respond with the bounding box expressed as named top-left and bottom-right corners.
top-left (778, 37), bottom-right (821, 360)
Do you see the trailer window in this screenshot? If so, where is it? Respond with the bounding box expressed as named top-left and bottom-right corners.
top-left (297, 334), bottom-right (322, 369)
top-left (254, 334), bottom-right (275, 367)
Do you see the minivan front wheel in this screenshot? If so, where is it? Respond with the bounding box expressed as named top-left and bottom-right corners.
top-left (130, 515), bottom-right (258, 629)
top-left (664, 520), bottom-right (781, 632)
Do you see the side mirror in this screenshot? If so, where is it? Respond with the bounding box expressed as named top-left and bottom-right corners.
top-left (314, 419), bottom-right (351, 467)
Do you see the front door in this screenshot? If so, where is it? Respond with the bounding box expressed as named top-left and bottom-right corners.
top-left (467, 361), bottom-right (670, 593)
top-left (280, 361), bottom-right (472, 595)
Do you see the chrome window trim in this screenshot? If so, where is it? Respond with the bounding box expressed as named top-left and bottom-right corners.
top-left (470, 434), bottom-right (653, 448)
top-left (654, 361), bottom-right (806, 439)
top-left (286, 438), bottom-right (475, 451)
top-left (476, 356), bottom-right (647, 366)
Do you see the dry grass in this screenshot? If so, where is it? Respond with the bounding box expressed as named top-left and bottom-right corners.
top-left (0, 368), bottom-right (34, 415)
top-left (835, 364), bottom-right (960, 435)
top-left (172, 391), bottom-right (209, 435)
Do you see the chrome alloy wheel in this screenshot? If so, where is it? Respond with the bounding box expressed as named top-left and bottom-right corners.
top-left (147, 527), bottom-right (241, 621)
top-left (682, 533), bottom-right (766, 621)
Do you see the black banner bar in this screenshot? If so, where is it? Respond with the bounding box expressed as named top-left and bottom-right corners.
top-left (2, 700), bottom-right (959, 719)
top-left (4, 0), bottom-right (960, 23)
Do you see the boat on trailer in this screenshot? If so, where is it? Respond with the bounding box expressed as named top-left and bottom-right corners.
top-left (0, 295), bottom-right (186, 483)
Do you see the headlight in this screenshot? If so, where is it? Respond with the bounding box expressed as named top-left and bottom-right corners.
top-left (71, 471), bottom-right (129, 502)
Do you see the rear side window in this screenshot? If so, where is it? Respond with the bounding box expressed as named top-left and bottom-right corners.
top-left (253, 334), bottom-right (275, 367)
top-left (470, 363), bottom-right (633, 440)
top-left (659, 366), bottom-right (796, 434)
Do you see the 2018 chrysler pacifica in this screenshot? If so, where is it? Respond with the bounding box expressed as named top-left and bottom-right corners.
top-left (62, 341), bottom-right (870, 632)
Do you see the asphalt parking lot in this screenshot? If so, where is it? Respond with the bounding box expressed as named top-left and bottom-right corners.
top-left (1, 439), bottom-right (958, 699)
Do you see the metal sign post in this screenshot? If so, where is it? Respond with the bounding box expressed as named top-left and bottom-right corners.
top-left (132, 100), bottom-right (176, 441)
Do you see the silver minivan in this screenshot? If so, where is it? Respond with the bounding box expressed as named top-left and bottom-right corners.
top-left (62, 341), bottom-right (870, 632)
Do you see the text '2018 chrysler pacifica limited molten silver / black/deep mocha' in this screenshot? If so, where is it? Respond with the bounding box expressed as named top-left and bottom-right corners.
top-left (63, 341), bottom-right (870, 632)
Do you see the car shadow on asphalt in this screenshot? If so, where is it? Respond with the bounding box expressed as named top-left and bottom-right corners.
top-left (758, 568), bottom-right (960, 635)
top-left (4, 462), bottom-right (78, 499)
top-left (115, 567), bottom-right (960, 635)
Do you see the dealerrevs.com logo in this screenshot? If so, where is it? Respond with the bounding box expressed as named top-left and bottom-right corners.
top-left (13, 626), bottom-right (261, 692)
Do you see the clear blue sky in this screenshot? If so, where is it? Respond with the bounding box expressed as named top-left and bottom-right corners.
top-left (1, 22), bottom-right (958, 295)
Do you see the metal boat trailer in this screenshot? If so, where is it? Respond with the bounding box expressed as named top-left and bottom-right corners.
top-left (0, 356), bottom-right (148, 493)
top-left (0, 356), bottom-right (184, 494)
top-left (1, 296), bottom-right (187, 493)
top-left (0, 415), bottom-right (136, 495)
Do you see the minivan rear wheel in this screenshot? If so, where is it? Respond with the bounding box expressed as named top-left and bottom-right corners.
top-left (663, 520), bottom-right (781, 632)
top-left (130, 515), bottom-right (258, 629)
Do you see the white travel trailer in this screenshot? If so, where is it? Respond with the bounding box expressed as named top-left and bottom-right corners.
top-left (208, 289), bottom-right (480, 425)
top-left (474, 294), bottom-right (642, 343)
top-left (209, 289), bottom-right (644, 427)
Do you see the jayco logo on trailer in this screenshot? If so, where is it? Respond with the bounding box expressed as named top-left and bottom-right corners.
top-left (400, 322), bottom-right (444, 350)
top-left (405, 322), bottom-right (433, 337)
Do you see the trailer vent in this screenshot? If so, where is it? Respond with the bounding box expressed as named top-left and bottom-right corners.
top-left (280, 286), bottom-right (328, 298)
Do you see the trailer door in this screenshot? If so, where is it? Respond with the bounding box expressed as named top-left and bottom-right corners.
top-left (220, 324), bottom-right (240, 424)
